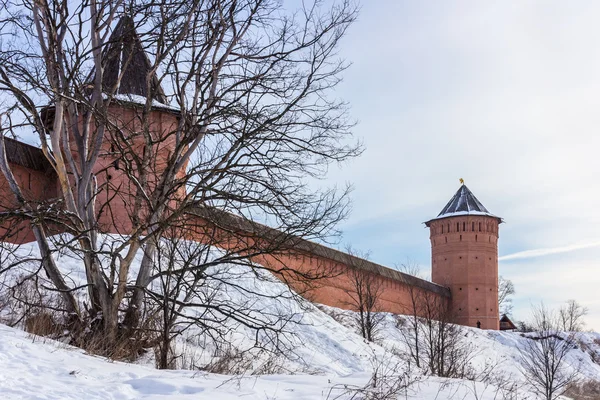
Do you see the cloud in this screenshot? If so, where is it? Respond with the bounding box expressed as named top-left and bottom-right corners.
top-left (499, 241), bottom-right (600, 261)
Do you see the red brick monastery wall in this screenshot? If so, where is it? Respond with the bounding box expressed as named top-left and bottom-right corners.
top-left (251, 249), bottom-right (450, 316)
top-left (0, 158), bottom-right (451, 320)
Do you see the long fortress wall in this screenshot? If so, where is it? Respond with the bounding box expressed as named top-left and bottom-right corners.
top-left (0, 152), bottom-right (450, 319)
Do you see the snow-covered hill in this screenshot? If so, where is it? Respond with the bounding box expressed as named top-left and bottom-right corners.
top-left (0, 322), bottom-right (554, 399)
top-left (1, 235), bottom-right (600, 399)
top-left (2, 313), bottom-right (600, 399)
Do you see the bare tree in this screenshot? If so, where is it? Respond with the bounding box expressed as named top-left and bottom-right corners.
top-left (397, 260), bottom-right (476, 378)
top-left (498, 276), bottom-right (515, 316)
top-left (397, 260), bottom-right (423, 369)
top-left (0, 0), bottom-right (360, 357)
top-left (397, 259), bottom-right (421, 278)
top-left (396, 287), bottom-right (475, 378)
top-left (144, 226), bottom-right (313, 370)
top-left (343, 248), bottom-right (384, 342)
top-left (518, 303), bottom-right (581, 400)
top-left (559, 299), bottom-right (588, 332)
top-left (419, 293), bottom-right (474, 378)
top-left (143, 233), bottom-right (217, 369)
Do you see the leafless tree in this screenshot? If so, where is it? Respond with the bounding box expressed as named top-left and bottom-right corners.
top-left (397, 260), bottom-right (423, 368)
top-left (559, 299), bottom-right (588, 332)
top-left (144, 227), bottom-right (314, 370)
top-left (518, 303), bottom-right (581, 400)
top-left (498, 276), bottom-right (515, 316)
top-left (396, 287), bottom-right (475, 378)
top-left (396, 259), bottom-right (422, 278)
top-left (0, 0), bottom-right (360, 356)
top-left (419, 293), bottom-right (474, 378)
top-left (142, 233), bottom-right (217, 369)
top-left (343, 248), bottom-right (384, 342)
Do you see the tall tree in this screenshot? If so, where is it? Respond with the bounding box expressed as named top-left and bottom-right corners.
top-left (0, 0), bottom-right (360, 355)
top-left (397, 260), bottom-right (423, 368)
top-left (397, 288), bottom-right (474, 378)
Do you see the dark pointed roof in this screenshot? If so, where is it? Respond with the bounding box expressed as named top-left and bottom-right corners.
top-left (500, 314), bottom-right (517, 330)
top-left (92, 16), bottom-right (167, 104)
top-left (3, 137), bottom-right (53, 173)
top-left (425, 184), bottom-right (501, 225)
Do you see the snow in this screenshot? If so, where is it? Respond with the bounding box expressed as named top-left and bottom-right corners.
top-left (431, 210), bottom-right (499, 219)
top-left (0, 322), bottom-right (355, 399)
top-left (0, 323), bottom-right (538, 400)
top-left (0, 235), bottom-right (599, 398)
top-left (108, 93), bottom-right (180, 112)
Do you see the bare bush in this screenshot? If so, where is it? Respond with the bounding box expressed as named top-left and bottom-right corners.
top-left (516, 320), bottom-right (535, 333)
top-left (518, 303), bottom-right (581, 400)
top-left (201, 347), bottom-right (254, 375)
top-left (343, 248), bottom-right (384, 342)
top-left (564, 379), bottom-right (600, 400)
top-left (575, 338), bottom-right (600, 367)
top-left (24, 313), bottom-right (61, 337)
top-left (325, 352), bottom-right (418, 400)
top-left (396, 289), bottom-right (476, 379)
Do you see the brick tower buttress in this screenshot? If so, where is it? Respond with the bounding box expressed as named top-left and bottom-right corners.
top-left (425, 185), bottom-right (502, 330)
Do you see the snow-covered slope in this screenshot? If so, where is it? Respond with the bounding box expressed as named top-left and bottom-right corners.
top-left (1, 236), bottom-right (600, 399)
top-left (0, 323), bottom-right (545, 399)
top-left (2, 316), bottom-right (600, 399)
top-left (0, 322), bottom-right (369, 400)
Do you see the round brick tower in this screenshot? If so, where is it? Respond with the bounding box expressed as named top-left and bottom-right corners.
top-left (425, 184), bottom-right (502, 330)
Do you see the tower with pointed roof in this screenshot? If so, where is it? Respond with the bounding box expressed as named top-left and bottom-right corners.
top-left (93, 16), bottom-right (168, 103)
top-left (425, 184), bottom-right (502, 330)
top-left (83, 16), bottom-right (180, 233)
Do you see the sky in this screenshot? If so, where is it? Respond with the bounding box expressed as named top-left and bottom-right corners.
top-left (2, 0), bottom-right (598, 330)
top-left (329, 1), bottom-right (600, 330)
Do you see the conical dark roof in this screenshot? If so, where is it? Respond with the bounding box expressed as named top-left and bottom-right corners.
top-left (425, 184), bottom-right (501, 225)
top-left (92, 16), bottom-right (167, 104)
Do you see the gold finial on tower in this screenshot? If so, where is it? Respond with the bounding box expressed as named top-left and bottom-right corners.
top-left (459, 178), bottom-right (464, 185)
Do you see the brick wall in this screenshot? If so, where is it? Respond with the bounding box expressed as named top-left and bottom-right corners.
top-left (0, 105), bottom-right (452, 325)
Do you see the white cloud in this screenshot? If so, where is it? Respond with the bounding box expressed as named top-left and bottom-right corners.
top-left (499, 240), bottom-right (600, 261)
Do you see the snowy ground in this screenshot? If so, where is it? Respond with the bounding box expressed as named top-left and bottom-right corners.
top-left (3, 318), bottom-right (599, 400)
top-left (0, 323), bottom-right (548, 400)
top-left (1, 235), bottom-right (599, 398)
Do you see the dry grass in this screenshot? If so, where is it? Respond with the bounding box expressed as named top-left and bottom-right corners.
top-left (565, 380), bottom-right (600, 400)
